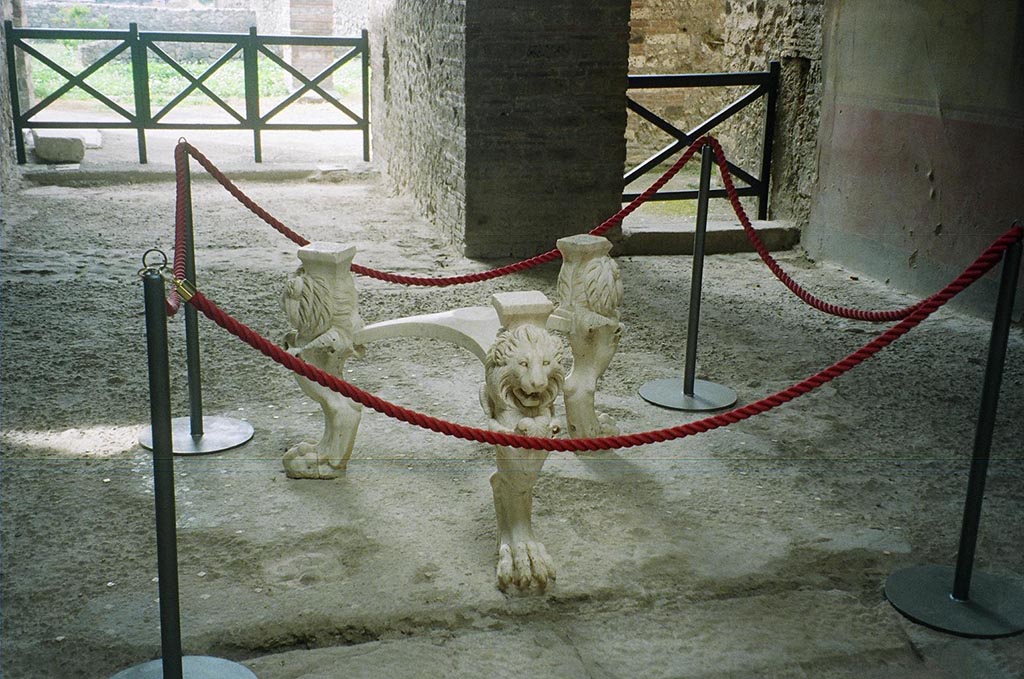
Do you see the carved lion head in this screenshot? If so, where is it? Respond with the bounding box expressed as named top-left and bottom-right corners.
top-left (486, 324), bottom-right (565, 413)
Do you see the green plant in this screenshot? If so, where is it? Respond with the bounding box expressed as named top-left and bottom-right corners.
top-left (58, 5), bottom-right (110, 29)
top-left (55, 5), bottom-right (109, 47)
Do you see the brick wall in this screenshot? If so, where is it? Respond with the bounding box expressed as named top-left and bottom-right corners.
top-left (627, 0), bottom-right (728, 166)
top-left (288, 0), bottom-right (334, 87)
top-left (463, 0), bottom-right (630, 257)
top-left (290, 0), bottom-right (332, 34)
top-left (370, 0), bottom-right (629, 257)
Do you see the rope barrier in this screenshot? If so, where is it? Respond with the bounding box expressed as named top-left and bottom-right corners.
top-left (165, 143), bottom-right (191, 315)
top-left (707, 137), bottom-right (946, 322)
top-left (171, 136), bottom-right (1010, 324)
top-left (172, 138), bottom-right (703, 287)
top-left (174, 223), bottom-right (1019, 451)
top-left (161, 135), bottom-right (1021, 451)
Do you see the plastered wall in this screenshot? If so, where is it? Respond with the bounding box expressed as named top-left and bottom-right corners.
top-left (808, 0), bottom-right (1024, 316)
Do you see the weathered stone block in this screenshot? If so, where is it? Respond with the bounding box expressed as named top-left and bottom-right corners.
top-left (31, 132), bottom-right (85, 164)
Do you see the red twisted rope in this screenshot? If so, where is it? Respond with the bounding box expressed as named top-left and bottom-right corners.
top-left (707, 137), bottom-right (930, 321)
top-left (175, 138), bottom-right (704, 286)
top-left (181, 223), bottom-right (1018, 451)
top-left (165, 143), bottom-right (191, 315)
top-left (182, 143), bottom-right (312, 248)
top-left (172, 137), bottom-right (1019, 321)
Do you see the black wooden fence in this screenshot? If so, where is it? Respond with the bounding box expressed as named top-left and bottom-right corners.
top-left (4, 21), bottom-right (370, 164)
top-left (625, 61), bottom-right (779, 219)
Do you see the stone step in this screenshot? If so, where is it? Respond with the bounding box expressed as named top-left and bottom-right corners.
top-left (617, 218), bottom-right (801, 256)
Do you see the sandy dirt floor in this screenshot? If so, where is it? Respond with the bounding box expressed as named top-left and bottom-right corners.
top-left (2, 130), bottom-right (1024, 678)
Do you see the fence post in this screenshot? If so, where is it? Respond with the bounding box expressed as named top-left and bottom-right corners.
top-left (757, 60), bottom-right (780, 221)
top-left (682, 145), bottom-right (713, 395)
top-left (180, 157), bottom-right (205, 438)
top-left (4, 20), bottom-right (27, 164)
top-left (884, 235), bottom-right (1024, 638)
top-left (116, 264), bottom-right (258, 679)
top-left (139, 267), bottom-right (185, 679)
top-left (638, 143), bottom-right (738, 412)
top-left (361, 28), bottom-right (370, 162)
top-left (129, 23), bottom-right (151, 164)
top-left (136, 151), bottom-right (253, 455)
top-left (952, 236), bottom-right (1022, 599)
top-left (244, 26), bottom-right (262, 163)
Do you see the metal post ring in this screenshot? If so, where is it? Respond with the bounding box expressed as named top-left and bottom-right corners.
top-left (141, 248), bottom-right (168, 273)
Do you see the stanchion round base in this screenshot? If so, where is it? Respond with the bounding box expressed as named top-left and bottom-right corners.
top-left (138, 416), bottom-right (254, 455)
top-left (110, 655), bottom-right (257, 678)
top-left (639, 378), bottom-right (737, 411)
top-left (885, 564), bottom-right (1024, 638)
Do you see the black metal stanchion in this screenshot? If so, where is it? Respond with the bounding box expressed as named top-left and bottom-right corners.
top-left (113, 265), bottom-right (257, 679)
top-left (137, 157), bottom-right (253, 456)
top-left (885, 237), bottom-right (1024, 638)
top-left (639, 144), bottom-right (738, 411)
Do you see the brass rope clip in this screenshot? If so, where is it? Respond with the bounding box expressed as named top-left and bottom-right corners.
top-left (138, 248), bottom-right (196, 301)
top-left (171, 276), bottom-right (197, 302)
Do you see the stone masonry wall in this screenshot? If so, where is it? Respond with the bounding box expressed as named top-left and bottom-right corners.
top-left (332, 0), bottom-right (367, 35)
top-left (464, 0), bottom-right (631, 258)
top-left (252, 0), bottom-right (290, 34)
top-left (627, 0), bottom-right (728, 167)
top-left (1, 1), bottom-right (17, 190)
top-left (25, 1), bottom-right (258, 60)
top-left (368, 0), bottom-right (466, 245)
top-left (25, 1), bottom-right (257, 32)
top-left (723, 0), bottom-right (823, 225)
top-left (627, 0), bottom-right (824, 227)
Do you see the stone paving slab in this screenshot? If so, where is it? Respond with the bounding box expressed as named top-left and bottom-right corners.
top-left (243, 590), bottom-right (924, 679)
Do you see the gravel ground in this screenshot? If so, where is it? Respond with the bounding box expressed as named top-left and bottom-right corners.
top-left (2, 130), bottom-right (1023, 678)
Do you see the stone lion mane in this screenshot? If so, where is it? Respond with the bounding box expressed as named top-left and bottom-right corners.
top-left (282, 267), bottom-right (334, 343)
top-left (484, 324), bottom-right (565, 418)
top-left (557, 255), bottom-right (623, 320)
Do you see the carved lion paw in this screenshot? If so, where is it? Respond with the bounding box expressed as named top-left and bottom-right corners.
top-left (496, 540), bottom-right (556, 594)
top-left (597, 412), bottom-right (619, 436)
top-left (283, 441), bottom-right (343, 480)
